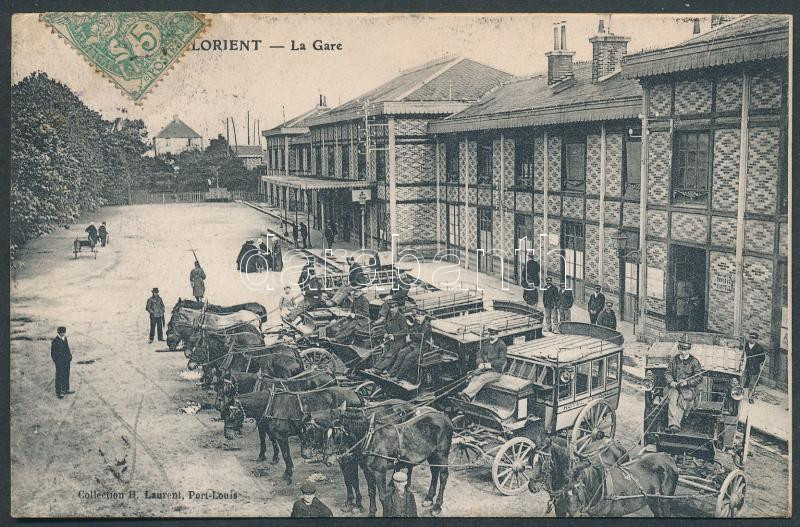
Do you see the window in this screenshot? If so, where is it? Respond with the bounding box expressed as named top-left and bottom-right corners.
top-left (477, 139), bottom-right (493, 185)
top-left (624, 136), bottom-right (642, 197)
top-left (376, 201), bottom-right (388, 248)
top-left (447, 204), bottom-right (460, 248)
top-left (314, 146), bottom-right (322, 176)
top-left (445, 142), bottom-right (460, 182)
top-left (478, 207), bottom-right (494, 272)
top-left (562, 221), bottom-right (585, 286)
top-left (623, 231), bottom-right (640, 296)
top-left (558, 368), bottom-right (573, 400)
top-left (515, 140), bottom-right (534, 187)
top-left (341, 144), bottom-right (350, 179)
top-left (375, 146), bottom-right (386, 181)
top-left (575, 362), bottom-right (590, 396)
top-left (357, 144), bottom-right (366, 180)
top-left (327, 145), bottom-right (336, 178)
top-left (606, 354), bottom-right (619, 384)
top-left (591, 359), bottom-right (605, 391)
top-left (563, 139), bottom-right (586, 192)
top-left (672, 131), bottom-right (710, 205)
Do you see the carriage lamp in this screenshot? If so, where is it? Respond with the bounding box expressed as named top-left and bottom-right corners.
top-left (730, 378), bottom-right (744, 401)
top-left (559, 368), bottom-right (573, 384)
top-left (643, 371), bottom-right (655, 392)
top-left (187, 360), bottom-right (198, 371)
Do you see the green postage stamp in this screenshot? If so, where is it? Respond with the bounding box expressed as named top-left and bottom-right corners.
top-left (40, 12), bottom-right (208, 102)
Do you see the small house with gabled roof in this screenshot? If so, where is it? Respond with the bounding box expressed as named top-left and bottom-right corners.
top-left (153, 115), bottom-right (203, 156)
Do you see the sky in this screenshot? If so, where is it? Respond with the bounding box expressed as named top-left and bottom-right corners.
top-left (12, 13), bottom-right (723, 146)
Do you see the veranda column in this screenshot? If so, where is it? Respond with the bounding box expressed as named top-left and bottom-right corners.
top-left (733, 73), bottom-right (751, 336)
top-left (388, 118), bottom-right (397, 264)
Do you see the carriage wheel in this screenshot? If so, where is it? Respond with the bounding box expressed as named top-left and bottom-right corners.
top-left (449, 438), bottom-right (485, 471)
top-left (354, 381), bottom-right (382, 400)
top-left (571, 399), bottom-right (616, 457)
top-left (736, 416), bottom-right (752, 468)
top-left (300, 347), bottom-right (336, 373)
top-left (715, 469), bottom-right (747, 517)
top-left (492, 437), bottom-right (536, 495)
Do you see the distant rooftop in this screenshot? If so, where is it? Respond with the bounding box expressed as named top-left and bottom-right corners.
top-left (230, 145), bottom-right (263, 156)
top-left (154, 115), bottom-right (201, 139)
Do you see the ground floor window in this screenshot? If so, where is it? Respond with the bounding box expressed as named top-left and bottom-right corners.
top-left (562, 220), bottom-right (585, 301)
top-left (446, 204), bottom-right (460, 251)
top-left (668, 244), bottom-right (706, 332)
top-left (376, 201), bottom-right (389, 250)
top-left (477, 207), bottom-right (493, 272)
top-left (514, 213), bottom-right (534, 282)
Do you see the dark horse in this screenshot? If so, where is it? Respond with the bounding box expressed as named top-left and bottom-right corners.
top-left (166, 300), bottom-right (263, 351)
top-left (562, 451), bottom-right (679, 517)
top-left (223, 385), bottom-right (363, 483)
top-left (325, 405), bottom-right (452, 515)
top-left (527, 437), bottom-right (630, 517)
top-left (216, 368), bottom-right (335, 413)
top-left (304, 399), bottom-right (416, 516)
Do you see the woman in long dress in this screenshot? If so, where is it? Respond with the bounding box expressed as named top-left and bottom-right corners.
top-left (271, 240), bottom-right (283, 272)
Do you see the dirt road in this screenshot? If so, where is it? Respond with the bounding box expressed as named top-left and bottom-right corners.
top-left (10, 203), bottom-right (788, 517)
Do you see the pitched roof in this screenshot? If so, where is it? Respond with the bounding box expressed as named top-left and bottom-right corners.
top-left (154, 116), bottom-right (201, 139)
top-left (231, 145), bottom-right (263, 156)
top-left (429, 61), bottom-right (642, 134)
top-left (307, 56), bottom-right (514, 125)
top-left (623, 14), bottom-right (789, 79)
top-left (263, 105), bottom-right (331, 137)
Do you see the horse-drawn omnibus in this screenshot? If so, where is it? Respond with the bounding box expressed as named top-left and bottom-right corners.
top-left (447, 322), bottom-right (624, 496)
top-left (642, 332), bottom-right (752, 517)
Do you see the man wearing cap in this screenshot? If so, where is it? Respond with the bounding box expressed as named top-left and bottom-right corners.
top-left (597, 300), bottom-right (617, 330)
top-left (557, 282), bottom-right (574, 330)
top-left (460, 327), bottom-right (507, 400)
top-left (300, 221), bottom-right (309, 249)
top-left (190, 261), bottom-right (206, 302)
top-left (330, 288), bottom-right (371, 343)
top-left (290, 480), bottom-right (333, 518)
top-left (664, 339), bottom-right (703, 433)
top-left (51, 326), bottom-right (74, 398)
top-left (98, 221), bottom-right (109, 247)
top-left (587, 285), bottom-right (606, 325)
top-left (382, 471), bottom-right (417, 517)
top-left (388, 312), bottom-right (433, 384)
top-left (373, 302), bottom-right (408, 373)
top-left (348, 257), bottom-right (368, 288)
top-left (743, 332), bottom-right (767, 394)
top-left (146, 288), bottom-right (166, 343)
top-left (542, 277), bottom-right (560, 332)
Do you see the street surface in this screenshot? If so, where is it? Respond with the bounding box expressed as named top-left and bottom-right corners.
top-left (10, 203), bottom-right (789, 517)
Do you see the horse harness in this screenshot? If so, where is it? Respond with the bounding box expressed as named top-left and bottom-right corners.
top-left (362, 406), bottom-right (439, 464)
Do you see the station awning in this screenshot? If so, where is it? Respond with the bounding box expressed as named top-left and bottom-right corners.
top-left (261, 175), bottom-right (373, 191)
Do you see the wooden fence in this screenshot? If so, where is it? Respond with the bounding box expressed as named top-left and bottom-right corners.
top-left (105, 190), bottom-right (265, 206)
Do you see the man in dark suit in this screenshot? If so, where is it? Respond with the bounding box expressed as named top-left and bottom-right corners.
top-left (542, 277), bottom-right (560, 332)
top-left (291, 222), bottom-right (299, 247)
top-left (290, 480), bottom-right (333, 518)
top-left (587, 285), bottom-right (606, 325)
top-left (557, 282), bottom-right (574, 330)
top-left (597, 301), bottom-right (617, 330)
top-left (51, 326), bottom-right (74, 398)
top-left (146, 288), bottom-right (166, 343)
top-left (522, 254), bottom-right (540, 306)
top-left (299, 222), bottom-right (309, 248)
top-left (743, 331), bottom-right (767, 396)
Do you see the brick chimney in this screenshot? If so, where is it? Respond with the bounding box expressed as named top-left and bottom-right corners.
top-left (588, 18), bottom-right (630, 83)
top-left (545, 22), bottom-right (575, 85)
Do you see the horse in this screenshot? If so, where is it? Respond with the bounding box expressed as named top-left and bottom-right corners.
top-left (304, 400), bottom-right (416, 516)
top-left (215, 368), bottom-right (336, 412)
top-left (175, 298), bottom-right (268, 326)
top-left (328, 404), bottom-right (453, 515)
top-left (527, 437), bottom-right (630, 517)
top-left (562, 451), bottom-right (679, 517)
top-left (223, 385), bottom-right (363, 483)
top-left (166, 300), bottom-right (262, 351)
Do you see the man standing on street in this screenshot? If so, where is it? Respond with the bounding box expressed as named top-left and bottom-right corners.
top-left (190, 261), bottom-right (206, 302)
top-left (664, 338), bottom-right (703, 433)
top-left (146, 288), bottom-right (165, 343)
top-left (522, 253), bottom-right (540, 306)
top-left (542, 277), bottom-right (559, 333)
top-left (300, 222), bottom-right (310, 248)
top-left (51, 326), bottom-right (74, 398)
top-left (743, 331), bottom-right (767, 400)
top-left (324, 223), bottom-right (335, 249)
top-left (597, 300), bottom-right (617, 330)
top-left (557, 282), bottom-right (574, 330)
top-left (291, 480), bottom-right (333, 518)
top-left (383, 471), bottom-right (417, 517)
top-left (587, 285), bottom-right (605, 325)
top-left (98, 221), bottom-right (109, 247)
top-left (460, 327), bottom-right (506, 400)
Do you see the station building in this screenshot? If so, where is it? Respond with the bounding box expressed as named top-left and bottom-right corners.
top-left (623, 14), bottom-right (789, 384)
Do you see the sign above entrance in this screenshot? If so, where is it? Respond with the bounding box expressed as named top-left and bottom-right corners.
top-left (711, 274), bottom-right (733, 293)
top-left (352, 189), bottom-right (371, 203)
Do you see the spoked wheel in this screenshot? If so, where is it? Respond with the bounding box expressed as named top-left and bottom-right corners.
top-left (571, 399), bottom-right (616, 457)
top-left (300, 347), bottom-right (336, 373)
top-left (354, 380), bottom-right (382, 401)
top-left (716, 469), bottom-right (747, 517)
top-left (449, 438), bottom-right (485, 471)
top-left (492, 437), bottom-right (536, 495)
